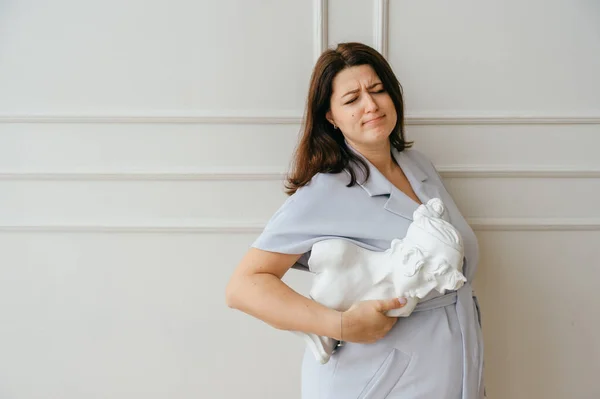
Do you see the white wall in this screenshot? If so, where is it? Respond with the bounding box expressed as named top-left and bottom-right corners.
top-left (0, 1), bottom-right (598, 398)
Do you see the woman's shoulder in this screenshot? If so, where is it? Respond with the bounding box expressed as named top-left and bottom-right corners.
top-left (399, 148), bottom-right (441, 177)
top-left (292, 171), bottom-right (356, 200)
top-left (273, 171), bottom-right (358, 220)
top-left (261, 171), bottom-right (353, 233)
top-left (401, 147), bottom-right (435, 167)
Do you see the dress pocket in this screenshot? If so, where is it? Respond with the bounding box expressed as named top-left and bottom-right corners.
top-left (357, 349), bottom-right (411, 399)
top-left (326, 344), bottom-right (411, 399)
top-left (473, 295), bottom-right (483, 327)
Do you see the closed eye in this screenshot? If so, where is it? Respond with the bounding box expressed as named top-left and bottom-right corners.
top-left (343, 89), bottom-right (386, 105)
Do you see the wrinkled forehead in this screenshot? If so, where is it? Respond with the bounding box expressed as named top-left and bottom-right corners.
top-left (331, 65), bottom-right (381, 96)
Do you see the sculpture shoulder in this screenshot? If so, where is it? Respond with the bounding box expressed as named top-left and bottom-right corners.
top-left (310, 238), bottom-right (358, 270)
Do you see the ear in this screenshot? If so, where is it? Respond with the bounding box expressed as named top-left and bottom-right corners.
top-left (325, 110), bottom-right (335, 126)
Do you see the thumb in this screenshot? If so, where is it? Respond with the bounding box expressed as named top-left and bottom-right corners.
top-left (378, 297), bottom-right (408, 312)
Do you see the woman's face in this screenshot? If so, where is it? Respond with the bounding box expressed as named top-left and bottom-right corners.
top-left (326, 64), bottom-right (397, 150)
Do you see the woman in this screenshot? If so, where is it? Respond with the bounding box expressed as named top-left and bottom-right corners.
top-left (225, 42), bottom-right (485, 399)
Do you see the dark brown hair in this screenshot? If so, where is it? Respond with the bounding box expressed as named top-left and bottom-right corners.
top-left (285, 42), bottom-right (412, 195)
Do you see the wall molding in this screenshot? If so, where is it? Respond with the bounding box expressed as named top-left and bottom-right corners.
top-left (2, 167), bottom-right (600, 181)
top-left (1, 114), bottom-right (598, 125)
top-left (314, 0), bottom-right (329, 61)
top-left (0, 223), bottom-right (264, 234)
top-left (468, 218), bottom-right (600, 231)
top-left (374, 0), bottom-right (390, 58)
top-left (1, 218), bottom-right (600, 233)
top-left (0, 113), bottom-right (304, 125)
top-left (406, 115), bottom-right (600, 125)
top-left (438, 166), bottom-right (600, 179)
top-left (0, 171), bottom-right (287, 181)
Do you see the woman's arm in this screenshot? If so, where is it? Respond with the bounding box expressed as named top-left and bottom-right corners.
top-left (225, 247), bottom-right (342, 340)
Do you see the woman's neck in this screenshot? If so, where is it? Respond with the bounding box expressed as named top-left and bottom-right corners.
top-left (351, 141), bottom-right (397, 176)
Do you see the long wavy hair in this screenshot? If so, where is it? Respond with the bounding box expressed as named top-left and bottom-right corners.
top-left (285, 42), bottom-right (412, 195)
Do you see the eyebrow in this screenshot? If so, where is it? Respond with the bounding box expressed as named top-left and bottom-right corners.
top-left (341, 82), bottom-right (383, 98)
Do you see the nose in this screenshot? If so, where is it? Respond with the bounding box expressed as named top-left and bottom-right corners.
top-left (363, 92), bottom-right (379, 112)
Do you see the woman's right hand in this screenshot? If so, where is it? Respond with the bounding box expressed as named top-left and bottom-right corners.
top-left (340, 297), bottom-right (408, 344)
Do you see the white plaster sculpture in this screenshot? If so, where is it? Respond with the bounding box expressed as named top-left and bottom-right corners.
top-left (294, 198), bottom-right (467, 364)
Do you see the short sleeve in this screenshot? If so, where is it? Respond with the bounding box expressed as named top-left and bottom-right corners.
top-left (250, 173), bottom-right (377, 271)
top-left (251, 185), bottom-right (330, 272)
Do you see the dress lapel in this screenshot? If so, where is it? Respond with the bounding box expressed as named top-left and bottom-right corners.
top-left (395, 149), bottom-right (442, 204)
top-left (346, 143), bottom-right (440, 222)
top-left (383, 189), bottom-right (419, 221)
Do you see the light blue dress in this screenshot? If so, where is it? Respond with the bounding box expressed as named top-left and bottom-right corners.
top-left (252, 146), bottom-right (485, 399)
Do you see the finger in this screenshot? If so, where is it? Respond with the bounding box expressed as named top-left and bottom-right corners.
top-left (378, 297), bottom-right (407, 312)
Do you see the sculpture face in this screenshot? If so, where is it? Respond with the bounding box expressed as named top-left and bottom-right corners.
top-left (394, 247), bottom-right (439, 298)
top-left (390, 245), bottom-right (466, 300)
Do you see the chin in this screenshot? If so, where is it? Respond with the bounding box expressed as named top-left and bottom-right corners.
top-left (364, 127), bottom-right (393, 143)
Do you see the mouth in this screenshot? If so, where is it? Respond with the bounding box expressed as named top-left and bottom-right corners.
top-left (362, 115), bottom-right (385, 125)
